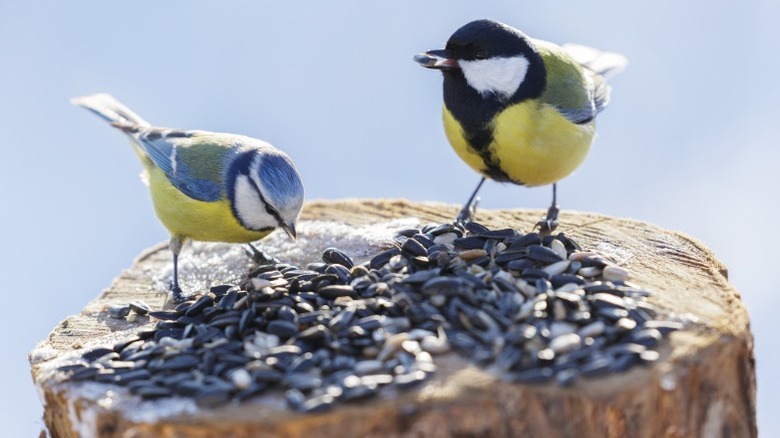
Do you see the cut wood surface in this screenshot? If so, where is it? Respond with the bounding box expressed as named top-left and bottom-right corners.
top-left (30, 199), bottom-right (756, 438)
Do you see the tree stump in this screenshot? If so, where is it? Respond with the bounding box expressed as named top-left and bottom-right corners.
top-left (30, 199), bottom-right (756, 438)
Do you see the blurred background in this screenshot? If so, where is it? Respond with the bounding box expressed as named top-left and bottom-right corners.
top-left (1, 1), bottom-right (776, 435)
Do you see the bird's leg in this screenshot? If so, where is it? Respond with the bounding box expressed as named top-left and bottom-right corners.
top-left (455, 177), bottom-right (486, 225)
top-left (535, 183), bottom-right (559, 235)
top-left (246, 242), bottom-right (279, 266)
top-left (169, 235), bottom-right (185, 302)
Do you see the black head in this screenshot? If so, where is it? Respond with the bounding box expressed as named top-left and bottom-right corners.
top-left (414, 19), bottom-right (545, 102)
top-left (445, 19), bottom-right (533, 62)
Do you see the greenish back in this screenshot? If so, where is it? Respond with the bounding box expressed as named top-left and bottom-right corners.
top-left (532, 39), bottom-right (596, 124)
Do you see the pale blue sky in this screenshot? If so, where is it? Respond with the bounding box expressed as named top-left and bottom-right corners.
top-left (1, 1), bottom-right (777, 435)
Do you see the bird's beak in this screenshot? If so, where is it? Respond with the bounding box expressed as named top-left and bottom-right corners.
top-left (414, 49), bottom-right (458, 70)
top-left (281, 222), bottom-right (297, 240)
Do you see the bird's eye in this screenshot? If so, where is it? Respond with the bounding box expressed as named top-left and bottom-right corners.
top-left (474, 49), bottom-right (487, 60)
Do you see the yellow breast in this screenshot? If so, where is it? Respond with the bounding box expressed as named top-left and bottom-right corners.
top-left (443, 101), bottom-right (595, 187)
top-left (146, 166), bottom-right (273, 243)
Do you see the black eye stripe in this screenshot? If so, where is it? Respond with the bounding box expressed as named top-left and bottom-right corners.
top-left (244, 172), bottom-right (285, 228)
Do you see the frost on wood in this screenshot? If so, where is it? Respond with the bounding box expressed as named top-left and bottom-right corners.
top-left (150, 218), bottom-right (421, 293)
top-left (29, 200), bottom-right (756, 438)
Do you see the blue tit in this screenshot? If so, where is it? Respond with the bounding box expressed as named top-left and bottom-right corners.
top-left (72, 94), bottom-right (304, 300)
top-left (414, 19), bottom-right (626, 232)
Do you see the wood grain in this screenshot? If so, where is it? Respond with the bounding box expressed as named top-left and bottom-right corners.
top-left (31, 199), bottom-right (756, 438)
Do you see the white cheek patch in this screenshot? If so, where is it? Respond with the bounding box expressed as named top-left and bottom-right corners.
top-left (234, 174), bottom-right (277, 230)
top-left (459, 56), bottom-right (530, 99)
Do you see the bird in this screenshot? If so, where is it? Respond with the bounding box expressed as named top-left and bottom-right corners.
top-left (414, 19), bottom-right (626, 232)
top-left (72, 94), bottom-right (304, 301)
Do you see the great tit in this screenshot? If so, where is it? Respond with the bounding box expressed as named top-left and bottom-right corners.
top-left (415, 19), bottom-right (626, 232)
top-left (73, 94), bottom-right (304, 300)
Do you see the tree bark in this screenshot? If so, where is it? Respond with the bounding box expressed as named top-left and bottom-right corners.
top-left (30, 199), bottom-right (756, 438)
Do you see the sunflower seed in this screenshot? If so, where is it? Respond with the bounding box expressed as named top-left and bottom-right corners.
top-left (323, 248), bottom-right (354, 269)
top-left (108, 304), bottom-right (131, 319)
top-left (66, 220), bottom-right (679, 413)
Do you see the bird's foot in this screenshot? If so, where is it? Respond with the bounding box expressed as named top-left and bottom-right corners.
top-left (170, 285), bottom-right (185, 303)
top-left (454, 197), bottom-right (481, 226)
top-left (535, 205), bottom-right (560, 235)
top-left (246, 243), bottom-right (279, 266)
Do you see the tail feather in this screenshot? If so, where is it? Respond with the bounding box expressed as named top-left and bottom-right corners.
top-left (562, 43), bottom-right (627, 79)
top-left (71, 93), bottom-right (151, 128)
top-left (109, 121), bottom-right (144, 134)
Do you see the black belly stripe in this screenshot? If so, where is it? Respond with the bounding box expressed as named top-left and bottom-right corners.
top-left (466, 126), bottom-right (513, 183)
top-left (443, 72), bottom-right (515, 183)
top-left (441, 55), bottom-right (546, 185)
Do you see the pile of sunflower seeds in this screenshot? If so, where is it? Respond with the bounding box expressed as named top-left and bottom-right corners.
top-left (59, 222), bottom-right (682, 412)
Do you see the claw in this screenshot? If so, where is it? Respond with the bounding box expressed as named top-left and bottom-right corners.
top-left (535, 204), bottom-right (560, 235)
top-left (170, 285), bottom-right (185, 303)
top-left (246, 243), bottom-right (279, 266)
top-left (534, 183), bottom-right (561, 235)
top-left (535, 218), bottom-right (559, 235)
top-left (455, 177), bottom-right (487, 225)
top-left (454, 195), bottom-right (480, 225)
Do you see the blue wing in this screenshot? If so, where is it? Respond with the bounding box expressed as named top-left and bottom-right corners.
top-left (115, 124), bottom-right (226, 202)
top-left (73, 94), bottom-right (230, 202)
